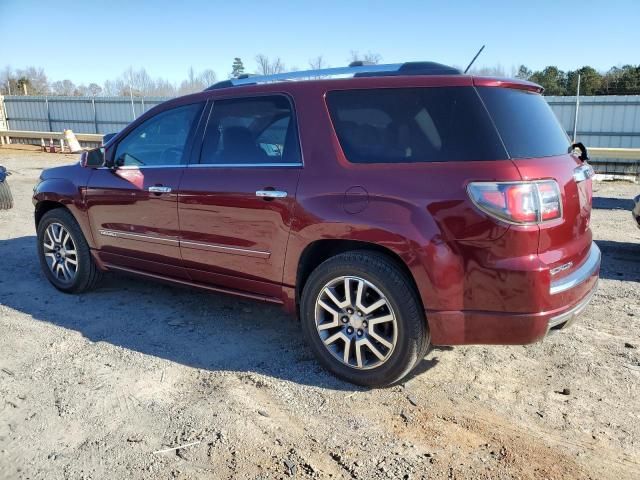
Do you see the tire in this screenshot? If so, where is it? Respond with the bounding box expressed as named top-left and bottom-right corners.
top-left (300, 251), bottom-right (429, 387)
top-left (37, 208), bottom-right (102, 293)
top-left (0, 181), bottom-right (12, 210)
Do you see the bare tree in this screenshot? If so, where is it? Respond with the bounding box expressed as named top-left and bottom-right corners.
top-left (50, 79), bottom-right (76, 96)
top-left (87, 83), bottom-right (103, 96)
top-left (255, 54), bottom-right (285, 75)
top-left (198, 69), bottom-right (217, 87)
top-left (178, 66), bottom-right (206, 94)
top-left (153, 78), bottom-right (177, 97)
top-left (349, 51), bottom-right (382, 65)
top-left (469, 64), bottom-right (506, 77)
top-left (309, 56), bottom-right (328, 70)
top-left (16, 66), bottom-right (49, 94)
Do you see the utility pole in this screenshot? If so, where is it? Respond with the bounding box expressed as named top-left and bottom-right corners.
top-left (572, 73), bottom-right (581, 142)
top-left (129, 82), bottom-right (136, 120)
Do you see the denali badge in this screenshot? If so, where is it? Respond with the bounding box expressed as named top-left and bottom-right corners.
top-left (550, 262), bottom-right (573, 276)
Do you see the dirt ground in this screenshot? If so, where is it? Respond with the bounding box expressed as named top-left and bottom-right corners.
top-left (0, 147), bottom-right (638, 480)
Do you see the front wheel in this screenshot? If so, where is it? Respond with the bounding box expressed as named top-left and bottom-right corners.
top-left (300, 251), bottom-right (429, 387)
top-left (37, 208), bottom-right (102, 293)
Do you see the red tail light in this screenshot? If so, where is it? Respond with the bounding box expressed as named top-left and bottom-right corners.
top-left (467, 180), bottom-right (562, 225)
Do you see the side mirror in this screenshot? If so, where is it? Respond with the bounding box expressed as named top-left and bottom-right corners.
top-left (80, 148), bottom-right (105, 168)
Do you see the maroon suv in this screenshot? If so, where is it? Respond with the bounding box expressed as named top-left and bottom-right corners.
top-left (33, 62), bottom-right (600, 386)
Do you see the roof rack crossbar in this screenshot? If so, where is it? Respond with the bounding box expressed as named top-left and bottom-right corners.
top-left (206, 61), bottom-right (462, 90)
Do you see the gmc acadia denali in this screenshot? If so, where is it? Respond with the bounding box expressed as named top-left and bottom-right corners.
top-left (33, 62), bottom-right (600, 386)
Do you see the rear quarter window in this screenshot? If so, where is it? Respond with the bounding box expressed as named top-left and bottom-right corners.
top-left (477, 87), bottom-right (570, 159)
top-left (326, 87), bottom-right (507, 163)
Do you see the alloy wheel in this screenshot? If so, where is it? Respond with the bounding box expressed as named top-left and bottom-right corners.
top-left (314, 276), bottom-right (398, 370)
top-left (42, 222), bottom-right (78, 283)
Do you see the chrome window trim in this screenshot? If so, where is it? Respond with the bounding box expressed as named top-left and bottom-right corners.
top-left (187, 162), bottom-right (303, 168)
top-left (549, 242), bottom-right (601, 295)
top-left (96, 165), bottom-right (186, 170)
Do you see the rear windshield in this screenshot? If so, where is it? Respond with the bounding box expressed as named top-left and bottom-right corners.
top-left (477, 86), bottom-right (570, 159)
top-left (326, 87), bottom-right (507, 163)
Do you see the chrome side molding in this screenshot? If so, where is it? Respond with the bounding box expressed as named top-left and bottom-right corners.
top-left (549, 242), bottom-right (601, 295)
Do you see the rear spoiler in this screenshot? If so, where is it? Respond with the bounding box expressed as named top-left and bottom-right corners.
top-left (473, 77), bottom-right (544, 94)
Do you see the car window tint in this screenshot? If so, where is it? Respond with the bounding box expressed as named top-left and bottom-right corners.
top-left (200, 95), bottom-right (301, 165)
top-left (115, 103), bottom-right (203, 167)
top-left (326, 87), bottom-right (507, 163)
top-left (477, 87), bottom-right (570, 159)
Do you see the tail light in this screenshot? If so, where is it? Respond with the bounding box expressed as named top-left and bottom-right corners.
top-left (467, 180), bottom-right (561, 225)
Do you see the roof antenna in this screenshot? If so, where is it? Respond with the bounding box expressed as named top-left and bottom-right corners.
top-left (464, 45), bottom-right (485, 74)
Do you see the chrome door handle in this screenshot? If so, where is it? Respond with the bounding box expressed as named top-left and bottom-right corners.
top-left (256, 190), bottom-right (287, 198)
top-left (148, 186), bottom-right (172, 194)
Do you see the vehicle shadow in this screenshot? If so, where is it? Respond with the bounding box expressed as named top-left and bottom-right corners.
top-left (0, 235), bottom-right (445, 391)
top-left (592, 196), bottom-right (634, 211)
top-left (595, 239), bottom-right (640, 282)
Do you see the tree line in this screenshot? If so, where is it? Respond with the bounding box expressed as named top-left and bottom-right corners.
top-left (515, 64), bottom-right (640, 95)
top-left (2, 55), bottom-right (639, 97)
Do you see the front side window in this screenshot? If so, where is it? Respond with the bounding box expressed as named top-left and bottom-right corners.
top-left (200, 95), bottom-right (301, 165)
top-left (326, 87), bottom-right (507, 163)
top-left (114, 103), bottom-right (203, 167)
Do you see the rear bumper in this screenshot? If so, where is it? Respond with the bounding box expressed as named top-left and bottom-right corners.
top-left (549, 242), bottom-right (600, 295)
top-left (428, 242), bottom-right (600, 345)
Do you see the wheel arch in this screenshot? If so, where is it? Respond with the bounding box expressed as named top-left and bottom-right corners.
top-left (294, 239), bottom-right (424, 317)
top-left (34, 200), bottom-right (71, 227)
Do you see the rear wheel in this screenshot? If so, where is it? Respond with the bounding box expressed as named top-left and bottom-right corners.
top-left (0, 181), bottom-right (12, 210)
top-left (37, 208), bottom-right (102, 293)
top-left (301, 251), bottom-right (429, 387)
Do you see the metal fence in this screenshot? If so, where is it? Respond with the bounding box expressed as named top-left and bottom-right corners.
top-left (546, 95), bottom-right (640, 148)
top-left (1, 95), bottom-right (168, 135)
top-left (2, 94), bottom-right (640, 149)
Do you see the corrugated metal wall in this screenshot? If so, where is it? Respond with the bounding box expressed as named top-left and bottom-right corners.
top-left (546, 95), bottom-right (640, 148)
top-left (3, 94), bottom-right (640, 148)
top-left (3, 96), bottom-right (168, 135)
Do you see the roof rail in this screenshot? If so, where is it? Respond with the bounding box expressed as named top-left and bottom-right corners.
top-left (206, 61), bottom-right (461, 90)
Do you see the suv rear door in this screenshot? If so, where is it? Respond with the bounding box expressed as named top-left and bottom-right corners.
top-left (85, 102), bottom-right (204, 278)
top-left (178, 95), bottom-right (302, 298)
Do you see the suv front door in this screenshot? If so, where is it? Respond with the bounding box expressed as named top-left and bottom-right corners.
top-left (178, 95), bottom-right (302, 298)
top-left (85, 102), bottom-right (204, 278)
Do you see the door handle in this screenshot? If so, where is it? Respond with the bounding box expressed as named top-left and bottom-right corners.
top-left (148, 185), bottom-right (172, 194)
top-left (256, 189), bottom-right (287, 198)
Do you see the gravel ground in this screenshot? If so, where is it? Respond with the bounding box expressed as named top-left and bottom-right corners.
top-left (0, 147), bottom-right (639, 480)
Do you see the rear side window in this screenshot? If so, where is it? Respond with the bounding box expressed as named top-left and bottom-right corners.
top-left (200, 95), bottom-right (301, 165)
top-left (326, 87), bottom-right (507, 163)
top-left (477, 87), bottom-right (569, 159)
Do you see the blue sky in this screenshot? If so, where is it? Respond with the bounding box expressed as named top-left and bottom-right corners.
top-left (0, 0), bottom-right (637, 84)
